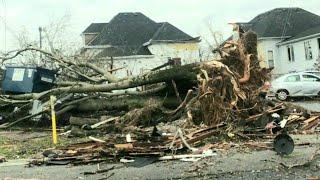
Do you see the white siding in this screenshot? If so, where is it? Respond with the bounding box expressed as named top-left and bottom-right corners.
top-left (86, 42), bottom-right (201, 79)
top-left (277, 36), bottom-right (320, 75)
top-left (257, 36), bottom-right (320, 76)
top-left (257, 39), bottom-right (281, 72)
top-left (147, 42), bottom-right (200, 65)
top-left (91, 55), bottom-right (165, 79)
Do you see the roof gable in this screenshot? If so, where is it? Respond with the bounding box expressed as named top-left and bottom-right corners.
top-left (83, 23), bottom-right (108, 34)
top-left (280, 24), bottom-right (320, 43)
top-left (242, 8), bottom-right (320, 38)
top-left (84, 12), bottom-right (195, 56)
top-left (152, 22), bottom-right (192, 40)
top-left (91, 12), bottom-right (160, 46)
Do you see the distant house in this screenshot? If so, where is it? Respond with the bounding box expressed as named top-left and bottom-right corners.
top-left (81, 12), bottom-right (200, 78)
top-left (237, 8), bottom-right (320, 76)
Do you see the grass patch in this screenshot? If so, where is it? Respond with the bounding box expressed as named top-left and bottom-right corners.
top-left (0, 130), bottom-right (89, 159)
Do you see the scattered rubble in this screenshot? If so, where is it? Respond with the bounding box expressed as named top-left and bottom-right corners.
top-left (0, 25), bottom-right (319, 168)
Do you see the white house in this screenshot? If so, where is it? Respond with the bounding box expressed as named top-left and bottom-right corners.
top-left (238, 8), bottom-right (320, 77)
top-left (81, 12), bottom-right (201, 79)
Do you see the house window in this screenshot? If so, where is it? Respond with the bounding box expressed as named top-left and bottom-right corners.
top-left (304, 40), bottom-right (313, 60)
top-left (287, 45), bottom-right (295, 62)
top-left (267, 50), bottom-right (274, 68)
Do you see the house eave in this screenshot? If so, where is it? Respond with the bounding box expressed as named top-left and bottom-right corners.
top-left (258, 36), bottom-right (291, 40)
top-left (277, 33), bottom-right (320, 46)
top-left (143, 37), bottom-right (201, 46)
top-left (82, 32), bottom-right (99, 35)
top-left (84, 45), bottom-right (112, 49)
top-left (92, 55), bottom-right (156, 61)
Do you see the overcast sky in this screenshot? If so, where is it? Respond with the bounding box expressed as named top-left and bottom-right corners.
top-left (0, 0), bottom-right (319, 52)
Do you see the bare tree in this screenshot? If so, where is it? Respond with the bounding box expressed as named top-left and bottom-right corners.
top-left (197, 17), bottom-right (225, 61)
top-left (0, 14), bottom-right (81, 67)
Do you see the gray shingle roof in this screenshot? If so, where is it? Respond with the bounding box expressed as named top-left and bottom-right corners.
top-left (83, 12), bottom-right (194, 56)
top-left (241, 8), bottom-right (320, 38)
top-left (152, 22), bottom-right (192, 40)
top-left (281, 24), bottom-right (320, 42)
top-left (82, 23), bottom-right (108, 34)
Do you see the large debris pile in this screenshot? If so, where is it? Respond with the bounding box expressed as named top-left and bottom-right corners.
top-left (0, 30), bottom-right (265, 128)
top-left (1, 26), bottom-right (319, 166)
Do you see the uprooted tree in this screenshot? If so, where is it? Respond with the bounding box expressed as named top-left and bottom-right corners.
top-left (0, 25), bottom-right (272, 130)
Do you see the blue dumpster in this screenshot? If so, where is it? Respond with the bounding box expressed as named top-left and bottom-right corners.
top-left (1, 66), bottom-right (56, 93)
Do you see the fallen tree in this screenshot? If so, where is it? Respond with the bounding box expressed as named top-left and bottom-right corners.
top-left (0, 26), bottom-right (273, 131)
top-left (2, 24), bottom-right (318, 170)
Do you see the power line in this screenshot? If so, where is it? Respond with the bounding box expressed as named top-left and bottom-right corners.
top-left (0, 15), bottom-right (20, 52)
top-left (1, 0), bottom-right (6, 53)
top-left (0, 0), bottom-right (20, 53)
top-left (280, 0), bottom-right (294, 40)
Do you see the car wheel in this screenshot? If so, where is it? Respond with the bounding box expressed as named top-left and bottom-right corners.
top-left (277, 90), bottom-right (288, 101)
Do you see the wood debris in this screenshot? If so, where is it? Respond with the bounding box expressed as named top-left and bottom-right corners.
top-left (0, 24), bottom-right (319, 167)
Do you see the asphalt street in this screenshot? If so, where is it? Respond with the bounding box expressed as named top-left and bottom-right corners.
top-left (292, 100), bottom-right (320, 112)
top-left (1, 134), bottom-right (319, 180)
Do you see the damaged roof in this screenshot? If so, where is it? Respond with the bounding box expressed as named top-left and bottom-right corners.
top-left (83, 23), bottom-right (108, 34)
top-left (151, 22), bottom-right (193, 41)
top-left (280, 24), bottom-right (320, 43)
top-left (83, 12), bottom-right (195, 56)
top-left (240, 8), bottom-right (320, 38)
top-left (144, 37), bottom-right (201, 46)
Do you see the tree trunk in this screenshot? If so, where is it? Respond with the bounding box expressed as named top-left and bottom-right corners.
top-left (69, 116), bottom-right (100, 126)
top-left (8, 64), bottom-right (199, 100)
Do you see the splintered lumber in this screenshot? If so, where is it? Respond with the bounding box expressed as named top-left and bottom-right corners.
top-left (90, 117), bottom-right (118, 129)
top-left (88, 136), bottom-right (106, 143)
top-left (114, 143), bottom-right (134, 150)
top-left (186, 130), bottom-right (219, 144)
top-left (172, 125), bottom-right (225, 147)
top-left (302, 116), bottom-right (320, 130)
top-left (303, 116), bottom-right (320, 124)
top-left (158, 151), bottom-right (217, 160)
top-left (186, 123), bottom-right (226, 139)
top-left (244, 141), bottom-right (272, 150)
top-left (246, 103), bottom-right (285, 121)
top-left (287, 114), bottom-right (304, 124)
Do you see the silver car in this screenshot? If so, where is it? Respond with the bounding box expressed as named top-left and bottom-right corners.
top-left (268, 72), bottom-right (320, 100)
top-left (303, 70), bottom-right (320, 77)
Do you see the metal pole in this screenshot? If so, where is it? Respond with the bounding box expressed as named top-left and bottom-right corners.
top-left (50, 95), bottom-right (58, 145)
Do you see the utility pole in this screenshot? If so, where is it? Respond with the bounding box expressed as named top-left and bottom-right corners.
top-left (39, 26), bottom-right (43, 65)
top-left (3, 0), bottom-right (7, 54)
